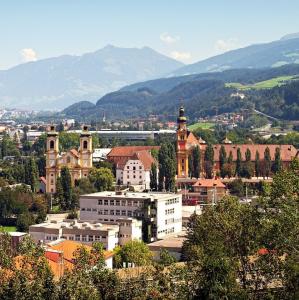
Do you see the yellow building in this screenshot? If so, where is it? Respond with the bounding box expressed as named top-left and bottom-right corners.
top-left (46, 125), bottom-right (93, 193)
top-left (177, 106), bottom-right (206, 178)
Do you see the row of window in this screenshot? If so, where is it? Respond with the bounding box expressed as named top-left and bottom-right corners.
top-left (157, 227), bottom-right (175, 235)
top-left (98, 209), bottom-right (144, 218)
top-left (165, 208), bottom-right (175, 215)
top-left (165, 198), bottom-right (180, 205)
top-left (98, 199), bottom-right (143, 207)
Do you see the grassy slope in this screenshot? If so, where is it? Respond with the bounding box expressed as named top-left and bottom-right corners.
top-left (188, 122), bottom-right (215, 131)
top-left (225, 75), bottom-right (298, 90)
top-left (0, 226), bottom-right (17, 232)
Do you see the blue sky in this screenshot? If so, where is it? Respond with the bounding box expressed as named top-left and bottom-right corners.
top-left (1, 0), bottom-right (299, 69)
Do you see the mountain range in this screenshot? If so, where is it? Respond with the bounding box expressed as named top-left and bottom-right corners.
top-left (63, 64), bottom-right (299, 121)
top-left (1, 33), bottom-right (299, 111)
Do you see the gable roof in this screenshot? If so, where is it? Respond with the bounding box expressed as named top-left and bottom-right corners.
top-left (117, 150), bottom-right (157, 170)
top-left (108, 146), bottom-right (160, 158)
top-left (69, 149), bottom-right (79, 158)
top-left (193, 178), bottom-right (226, 188)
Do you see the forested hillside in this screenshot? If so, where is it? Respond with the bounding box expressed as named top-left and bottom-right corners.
top-left (63, 65), bottom-right (299, 121)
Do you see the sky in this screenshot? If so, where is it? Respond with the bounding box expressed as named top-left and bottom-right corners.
top-left (1, 0), bottom-right (299, 70)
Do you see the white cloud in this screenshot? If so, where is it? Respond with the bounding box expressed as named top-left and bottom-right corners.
top-left (160, 32), bottom-right (180, 44)
top-left (170, 51), bottom-right (191, 62)
top-left (20, 48), bottom-right (37, 62)
top-left (214, 38), bottom-right (238, 53)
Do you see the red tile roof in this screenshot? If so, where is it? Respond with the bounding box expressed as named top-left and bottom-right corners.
top-left (108, 146), bottom-right (160, 158)
top-left (117, 150), bottom-right (156, 170)
top-left (212, 144), bottom-right (298, 162)
top-left (193, 178), bottom-right (226, 188)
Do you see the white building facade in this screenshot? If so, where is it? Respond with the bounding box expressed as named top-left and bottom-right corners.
top-left (80, 191), bottom-right (182, 242)
top-left (29, 220), bottom-right (119, 250)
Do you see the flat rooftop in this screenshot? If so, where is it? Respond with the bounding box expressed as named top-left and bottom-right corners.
top-left (147, 235), bottom-right (186, 251)
top-left (80, 191), bottom-right (180, 200)
top-left (29, 220), bottom-right (119, 232)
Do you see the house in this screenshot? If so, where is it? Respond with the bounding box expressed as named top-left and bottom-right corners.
top-left (179, 178), bottom-right (227, 205)
top-left (115, 150), bottom-right (157, 190)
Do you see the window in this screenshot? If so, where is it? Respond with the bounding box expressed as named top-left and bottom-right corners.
top-left (127, 211), bottom-right (132, 217)
top-left (98, 210), bottom-right (103, 215)
top-left (139, 166), bottom-right (142, 170)
top-left (133, 175), bottom-right (136, 179)
top-left (75, 235), bottom-right (80, 241)
top-left (121, 200), bottom-right (126, 206)
top-left (133, 166), bottom-right (136, 170)
top-left (95, 236), bottom-right (101, 241)
top-left (88, 235), bottom-right (93, 242)
top-left (103, 210), bottom-right (108, 215)
top-left (134, 201), bottom-right (138, 206)
top-left (98, 200), bottom-right (103, 205)
top-left (110, 210), bottom-right (115, 215)
top-left (121, 210), bottom-right (126, 216)
top-left (110, 200), bottom-right (115, 206)
top-left (50, 140), bottom-right (54, 149)
top-left (82, 235), bottom-right (87, 241)
top-left (116, 210), bottom-right (120, 216)
top-left (81, 208), bottom-right (86, 211)
top-left (127, 201), bottom-right (132, 206)
top-left (116, 200), bottom-right (120, 206)
top-left (104, 200), bottom-right (108, 205)
top-left (127, 166), bottom-right (129, 169)
top-left (69, 236), bottom-right (74, 241)
top-left (83, 140), bottom-right (88, 149)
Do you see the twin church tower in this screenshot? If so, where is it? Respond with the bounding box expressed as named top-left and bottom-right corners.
top-left (45, 125), bottom-right (93, 193)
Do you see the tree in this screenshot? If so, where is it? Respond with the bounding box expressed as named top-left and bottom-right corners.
top-left (245, 148), bottom-right (251, 162)
top-left (150, 163), bottom-right (158, 191)
top-left (272, 147), bottom-right (282, 173)
top-left (255, 150), bottom-right (260, 177)
top-left (88, 167), bottom-right (114, 192)
top-left (114, 240), bottom-right (153, 268)
top-left (264, 146), bottom-right (272, 178)
top-left (60, 167), bottom-right (73, 210)
top-left (24, 157), bottom-right (39, 192)
top-left (235, 148), bottom-right (242, 177)
top-left (204, 144), bottom-right (214, 179)
top-left (158, 143), bottom-right (176, 191)
top-left (192, 146), bottom-right (201, 178)
top-left (219, 145), bottom-right (227, 178)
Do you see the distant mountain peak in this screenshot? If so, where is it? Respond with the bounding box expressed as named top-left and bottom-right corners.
top-left (280, 32), bottom-right (299, 41)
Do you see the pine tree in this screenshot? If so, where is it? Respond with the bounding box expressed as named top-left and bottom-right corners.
top-left (24, 157), bottom-right (39, 192)
top-left (150, 163), bottom-right (158, 191)
top-left (236, 148), bottom-right (242, 177)
top-left (227, 151), bottom-right (233, 164)
top-left (219, 145), bottom-right (227, 178)
top-left (192, 146), bottom-right (201, 178)
top-left (264, 147), bottom-right (271, 178)
top-left (255, 151), bottom-right (260, 177)
top-left (204, 144), bottom-right (214, 179)
top-left (245, 148), bottom-right (251, 161)
top-left (272, 147), bottom-right (282, 173)
top-left (158, 143), bottom-right (176, 191)
top-left (60, 166), bottom-right (73, 210)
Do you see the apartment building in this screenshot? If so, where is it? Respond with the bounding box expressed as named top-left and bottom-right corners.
top-left (80, 191), bottom-right (182, 242)
top-left (29, 220), bottom-right (119, 250)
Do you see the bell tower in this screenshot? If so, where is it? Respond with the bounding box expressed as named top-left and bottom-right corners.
top-left (177, 106), bottom-right (189, 178)
top-left (79, 125), bottom-right (93, 177)
top-left (46, 125), bottom-right (59, 193)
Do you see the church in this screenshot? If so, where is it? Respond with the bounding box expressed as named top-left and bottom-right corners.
top-left (176, 106), bottom-right (298, 179)
top-left (46, 125), bottom-right (93, 193)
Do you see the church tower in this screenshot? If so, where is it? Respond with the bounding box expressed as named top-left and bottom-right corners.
top-left (46, 125), bottom-right (59, 193)
top-left (177, 106), bottom-right (189, 178)
top-left (79, 125), bottom-right (93, 177)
